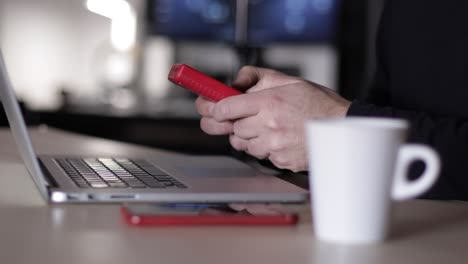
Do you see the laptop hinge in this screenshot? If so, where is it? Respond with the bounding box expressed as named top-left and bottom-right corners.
top-left (38, 159), bottom-right (59, 187)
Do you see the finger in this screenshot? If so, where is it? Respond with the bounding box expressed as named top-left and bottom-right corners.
top-left (229, 134), bottom-right (249, 151)
top-left (213, 92), bottom-right (263, 122)
top-left (232, 116), bottom-right (261, 140)
top-left (243, 204), bottom-right (282, 215)
top-left (268, 152), bottom-right (292, 170)
top-left (200, 117), bottom-right (233, 135)
top-left (245, 137), bottom-right (269, 160)
top-left (228, 203), bottom-right (248, 211)
top-left (195, 96), bottom-right (215, 116)
top-left (245, 73), bottom-right (303, 94)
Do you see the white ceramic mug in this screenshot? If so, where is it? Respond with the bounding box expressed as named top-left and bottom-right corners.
top-left (306, 117), bottom-right (440, 244)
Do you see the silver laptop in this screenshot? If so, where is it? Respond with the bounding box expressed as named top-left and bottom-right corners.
top-left (0, 49), bottom-right (307, 203)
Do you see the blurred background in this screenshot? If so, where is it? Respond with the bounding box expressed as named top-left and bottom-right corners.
top-left (0, 0), bottom-right (385, 155)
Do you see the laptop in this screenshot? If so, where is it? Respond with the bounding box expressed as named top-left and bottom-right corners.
top-left (0, 49), bottom-right (307, 203)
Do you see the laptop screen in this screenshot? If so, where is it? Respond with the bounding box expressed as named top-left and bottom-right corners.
top-left (0, 49), bottom-right (49, 200)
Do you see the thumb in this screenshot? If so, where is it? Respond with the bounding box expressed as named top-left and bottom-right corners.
top-left (231, 66), bottom-right (259, 92)
top-left (232, 66), bottom-right (280, 92)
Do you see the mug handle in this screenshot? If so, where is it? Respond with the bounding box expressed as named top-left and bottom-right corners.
top-left (392, 144), bottom-right (441, 201)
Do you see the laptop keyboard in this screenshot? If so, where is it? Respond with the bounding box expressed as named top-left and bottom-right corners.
top-left (55, 158), bottom-right (187, 189)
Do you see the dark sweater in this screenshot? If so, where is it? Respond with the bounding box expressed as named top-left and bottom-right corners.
top-left (347, 0), bottom-right (468, 200)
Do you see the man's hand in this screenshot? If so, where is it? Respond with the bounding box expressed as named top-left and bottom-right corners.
top-left (195, 66), bottom-right (351, 172)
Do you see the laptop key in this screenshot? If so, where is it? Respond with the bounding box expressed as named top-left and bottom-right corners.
top-left (144, 181), bottom-right (166, 188)
top-left (57, 158), bottom-right (187, 189)
top-left (162, 181), bottom-right (175, 187)
top-left (132, 159), bottom-right (151, 166)
top-left (154, 176), bottom-right (173, 182)
top-left (90, 183), bottom-right (108, 188)
top-left (140, 166), bottom-right (167, 176)
top-left (132, 160), bottom-right (167, 175)
top-left (136, 176), bottom-right (154, 182)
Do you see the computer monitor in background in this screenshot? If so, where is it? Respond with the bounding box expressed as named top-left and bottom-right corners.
top-left (146, 0), bottom-right (341, 85)
top-left (247, 0), bottom-right (340, 46)
top-left (146, 0), bottom-right (341, 46)
top-left (147, 0), bottom-right (235, 42)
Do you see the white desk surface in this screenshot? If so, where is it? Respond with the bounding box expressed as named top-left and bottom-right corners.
top-left (1, 127), bottom-right (468, 264)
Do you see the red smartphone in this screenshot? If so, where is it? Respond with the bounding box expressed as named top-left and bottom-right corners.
top-left (121, 204), bottom-right (298, 226)
top-left (168, 63), bottom-right (242, 102)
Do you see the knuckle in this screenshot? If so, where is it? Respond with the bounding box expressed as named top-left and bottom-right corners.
top-left (265, 116), bottom-right (280, 131)
top-left (268, 93), bottom-right (285, 107)
top-left (200, 118), bottom-right (231, 135)
top-left (264, 92), bottom-right (283, 111)
top-left (232, 119), bottom-right (253, 138)
top-left (232, 120), bottom-right (243, 135)
top-left (213, 103), bottom-right (231, 121)
top-left (264, 114), bottom-right (282, 132)
top-left (269, 134), bottom-right (286, 152)
top-left (261, 96), bottom-right (283, 131)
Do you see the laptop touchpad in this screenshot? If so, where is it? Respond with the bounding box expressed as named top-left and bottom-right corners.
top-left (175, 156), bottom-right (257, 177)
top-left (179, 167), bottom-right (256, 178)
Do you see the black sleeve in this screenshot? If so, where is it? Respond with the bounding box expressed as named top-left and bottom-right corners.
top-left (346, 1), bottom-right (468, 200)
top-left (347, 100), bottom-right (468, 200)
top-left (363, 0), bottom-right (391, 105)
